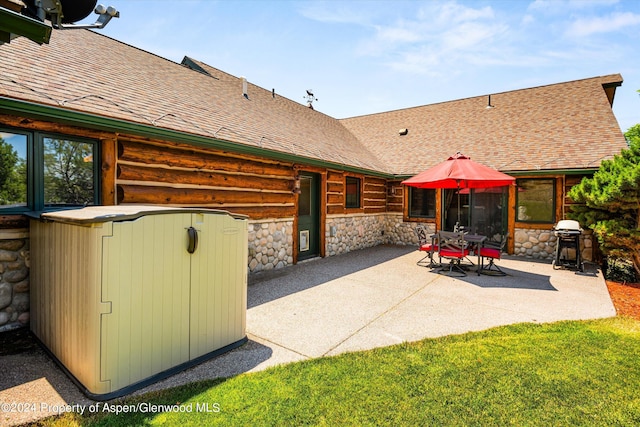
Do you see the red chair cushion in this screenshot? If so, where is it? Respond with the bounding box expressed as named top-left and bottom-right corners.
top-left (420, 244), bottom-right (437, 252)
top-left (439, 248), bottom-right (469, 258)
top-left (479, 247), bottom-right (501, 259)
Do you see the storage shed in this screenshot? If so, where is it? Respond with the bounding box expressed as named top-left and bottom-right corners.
top-left (29, 205), bottom-right (248, 400)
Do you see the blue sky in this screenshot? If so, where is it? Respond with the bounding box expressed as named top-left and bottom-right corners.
top-left (83, 0), bottom-right (639, 133)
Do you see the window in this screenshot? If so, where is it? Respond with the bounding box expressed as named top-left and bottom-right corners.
top-left (345, 176), bottom-right (361, 208)
top-left (516, 178), bottom-right (555, 223)
top-left (298, 176), bottom-right (311, 216)
top-left (408, 187), bottom-right (436, 218)
top-left (0, 129), bottom-right (99, 212)
top-left (0, 131), bottom-right (27, 209)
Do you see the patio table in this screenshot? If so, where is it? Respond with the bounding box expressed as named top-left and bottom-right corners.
top-left (430, 232), bottom-right (486, 275)
top-left (463, 233), bottom-right (487, 270)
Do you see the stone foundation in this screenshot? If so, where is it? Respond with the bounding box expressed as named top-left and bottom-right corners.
top-left (382, 213), bottom-right (435, 246)
top-left (247, 218), bottom-right (294, 272)
top-left (514, 227), bottom-right (593, 261)
top-left (326, 214), bottom-right (385, 256)
top-left (325, 213), bottom-right (437, 255)
top-left (0, 230), bottom-right (30, 333)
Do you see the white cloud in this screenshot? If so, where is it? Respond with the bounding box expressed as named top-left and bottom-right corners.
top-left (565, 11), bottom-right (640, 37)
top-left (375, 22), bottom-right (424, 44)
top-left (365, 1), bottom-right (509, 76)
top-left (441, 21), bottom-right (508, 51)
top-left (521, 14), bottom-right (535, 26)
top-left (432, 1), bottom-right (495, 24)
top-left (528, 0), bottom-right (619, 13)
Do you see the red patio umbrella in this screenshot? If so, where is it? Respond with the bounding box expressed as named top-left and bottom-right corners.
top-left (402, 152), bottom-right (515, 225)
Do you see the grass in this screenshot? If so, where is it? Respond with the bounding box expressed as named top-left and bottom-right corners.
top-left (38, 318), bottom-right (640, 426)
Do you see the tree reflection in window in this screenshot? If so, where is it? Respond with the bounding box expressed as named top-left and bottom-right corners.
top-left (516, 178), bottom-right (555, 223)
top-left (0, 133), bottom-right (27, 208)
top-left (43, 137), bottom-right (95, 206)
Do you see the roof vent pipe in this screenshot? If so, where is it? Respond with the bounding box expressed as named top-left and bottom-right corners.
top-left (486, 94), bottom-right (494, 109)
top-left (241, 77), bottom-right (248, 99)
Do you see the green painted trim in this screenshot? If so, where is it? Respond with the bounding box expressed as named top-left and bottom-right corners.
top-left (504, 169), bottom-right (597, 176)
top-left (0, 97), bottom-right (393, 178)
top-left (0, 7), bottom-right (51, 45)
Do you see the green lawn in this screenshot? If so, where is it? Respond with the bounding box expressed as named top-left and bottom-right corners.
top-left (43, 318), bottom-right (640, 426)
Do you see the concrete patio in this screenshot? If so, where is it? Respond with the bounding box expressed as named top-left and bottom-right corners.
top-left (0, 244), bottom-right (616, 426)
top-left (245, 244), bottom-right (614, 358)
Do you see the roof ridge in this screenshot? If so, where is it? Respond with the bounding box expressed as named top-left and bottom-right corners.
top-left (184, 56), bottom-right (361, 123)
top-left (340, 73), bottom-right (623, 121)
top-left (81, 29), bottom-right (191, 69)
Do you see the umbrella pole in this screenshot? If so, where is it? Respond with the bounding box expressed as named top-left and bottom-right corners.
top-left (457, 182), bottom-right (461, 226)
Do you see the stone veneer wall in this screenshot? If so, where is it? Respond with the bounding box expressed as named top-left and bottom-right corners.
top-left (513, 227), bottom-right (593, 261)
top-left (0, 231), bottom-right (30, 333)
top-left (326, 213), bottom-right (385, 256)
top-left (247, 214), bottom-right (424, 271)
top-left (383, 213), bottom-right (435, 246)
top-left (247, 218), bottom-right (294, 272)
top-left (326, 213), bottom-right (432, 255)
top-left (247, 213), bottom-right (432, 266)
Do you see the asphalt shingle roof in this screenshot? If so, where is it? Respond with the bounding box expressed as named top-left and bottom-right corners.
top-left (0, 29), bottom-right (628, 176)
top-left (0, 29), bottom-right (385, 172)
top-left (340, 75), bottom-right (628, 175)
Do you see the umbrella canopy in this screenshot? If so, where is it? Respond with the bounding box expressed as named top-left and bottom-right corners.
top-left (402, 153), bottom-right (515, 228)
top-left (401, 152), bottom-right (515, 189)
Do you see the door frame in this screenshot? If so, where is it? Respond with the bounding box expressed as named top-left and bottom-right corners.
top-left (293, 169), bottom-right (326, 263)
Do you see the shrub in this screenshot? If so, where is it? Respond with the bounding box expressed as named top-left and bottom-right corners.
top-left (568, 124), bottom-right (640, 277)
top-left (604, 257), bottom-right (638, 283)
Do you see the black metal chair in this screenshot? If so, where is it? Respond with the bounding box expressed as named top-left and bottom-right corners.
top-left (437, 230), bottom-right (469, 277)
top-left (415, 224), bottom-right (438, 268)
top-left (478, 233), bottom-right (509, 276)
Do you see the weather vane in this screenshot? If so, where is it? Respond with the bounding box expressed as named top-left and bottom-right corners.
top-left (304, 89), bottom-right (318, 108)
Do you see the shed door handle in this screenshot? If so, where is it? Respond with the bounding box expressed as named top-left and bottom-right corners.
top-left (187, 226), bottom-right (198, 254)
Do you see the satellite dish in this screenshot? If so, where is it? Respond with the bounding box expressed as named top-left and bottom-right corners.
top-left (60, 0), bottom-right (98, 23)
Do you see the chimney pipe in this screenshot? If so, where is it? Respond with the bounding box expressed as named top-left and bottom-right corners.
top-left (241, 77), bottom-right (248, 99)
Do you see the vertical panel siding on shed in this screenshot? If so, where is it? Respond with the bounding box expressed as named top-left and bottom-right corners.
top-left (30, 219), bottom-right (112, 393)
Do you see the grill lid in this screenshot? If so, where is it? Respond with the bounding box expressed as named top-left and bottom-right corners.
top-left (553, 219), bottom-right (582, 236)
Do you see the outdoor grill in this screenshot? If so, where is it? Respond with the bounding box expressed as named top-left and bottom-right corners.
top-left (552, 220), bottom-right (583, 271)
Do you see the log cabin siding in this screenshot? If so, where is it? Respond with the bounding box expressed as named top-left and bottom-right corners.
top-left (363, 177), bottom-right (386, 214)
top-left (326, 170), bottom-right (344, 215)
top-left (324, 171), bottom-right (388, 215)
top-left (386, 180), bottom-right (404, 213)
top-left (115, 137), bottom-right (297, 220)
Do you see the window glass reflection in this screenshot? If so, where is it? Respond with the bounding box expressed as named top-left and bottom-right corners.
top-left (0, 132), bottom-right (27, 208)
top-left (298, 177), bottom-right (311, 216)
top-left (516, 179), bottom-right (555, 223)
top-left (43, 137), bottom-right (95, 206)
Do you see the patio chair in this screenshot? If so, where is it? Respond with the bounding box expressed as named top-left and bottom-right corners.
top-left (415, 224), bottom-right (438, 268)
top-left (478, 233), bottom-right (509, 276)
top-left (437, 230), bottom-right (470, 277)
